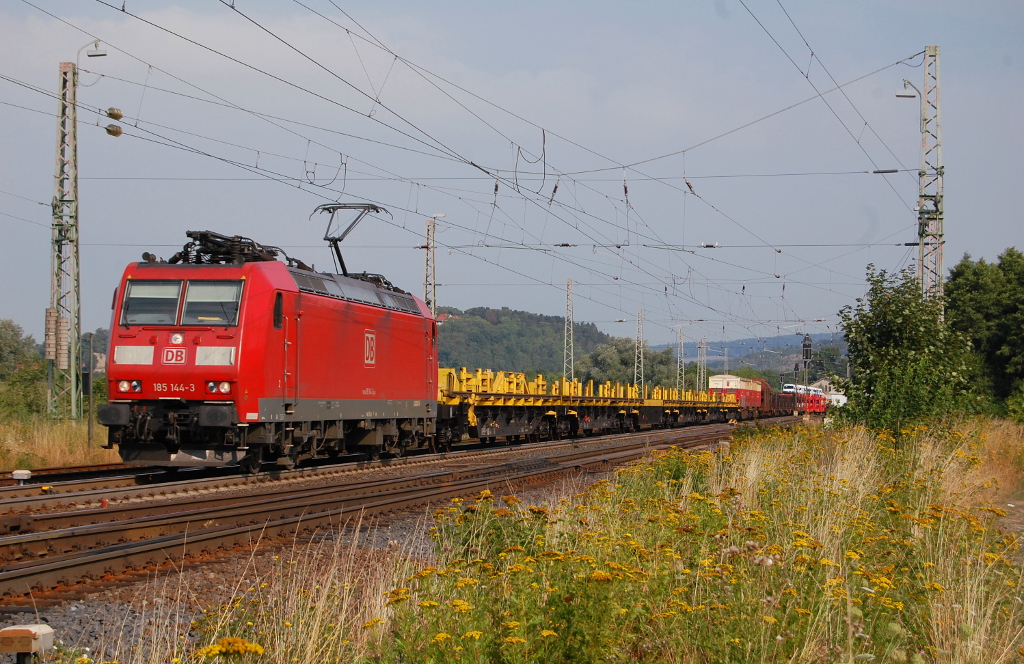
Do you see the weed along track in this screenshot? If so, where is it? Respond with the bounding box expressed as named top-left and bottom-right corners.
top-left (0, 421), bottom-right (785, 605)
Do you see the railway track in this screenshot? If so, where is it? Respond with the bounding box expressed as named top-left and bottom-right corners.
top-left (0, 418), bottom-right (800, 604)
top-left (0, 464), bottom-right (242, 501)
top-left (0, 462), bottom-right (141, 488)
top-left (1, 425), bottom-right (728, 513)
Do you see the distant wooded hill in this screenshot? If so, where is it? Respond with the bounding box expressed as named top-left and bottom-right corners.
top-left (437, 307), bottom-right (611, 375)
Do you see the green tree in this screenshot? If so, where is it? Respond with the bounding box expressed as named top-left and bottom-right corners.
top-left (0, 319), bottom-right (38, 379)
top-left (0, 319), bottom-right (46, 418)
top-left (946, 248), bottom-right (1024, 402)
top-left (576, 338), bottom-right (676, 388)
top-left (732, 365), bottom-right (782, 390)
top-left (811, 346), bottom-right (847, 382)
top-left (437, 307), bottom-right (610, 375)
top-left (838, 265), bottom-right (972, 431)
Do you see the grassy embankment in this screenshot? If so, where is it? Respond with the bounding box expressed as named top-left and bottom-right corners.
top-left (0, 419), bottom-right (119, 469)
top-left (49, 420), bottom-right (1024, 664)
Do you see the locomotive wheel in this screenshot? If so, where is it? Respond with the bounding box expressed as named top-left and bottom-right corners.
top-left (239, 450), bottom-right (263, 475)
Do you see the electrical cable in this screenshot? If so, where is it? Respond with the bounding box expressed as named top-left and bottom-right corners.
top-left (12, 2), bottom-right (901, 340)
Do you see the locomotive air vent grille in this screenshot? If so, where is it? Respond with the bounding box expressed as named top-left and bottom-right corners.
top-left (292, 273), bottom-right (329, 295)
top-left (287, 268), bottom-right (422, 316)
top-left (346, 287), bottom-right (379, 305)
top-left (307, 277), bottom-right (328, 294)
top-left (389, 293), bottom-right (418, 313)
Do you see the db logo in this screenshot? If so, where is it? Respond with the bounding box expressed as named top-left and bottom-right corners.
top-left (162, 347), bottom-right (187, 365)
top-left (364, 330), bottom-right (376, 367)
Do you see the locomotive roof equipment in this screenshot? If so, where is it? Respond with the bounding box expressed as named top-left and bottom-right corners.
top-left (312, 203), bottom-right (391, 276)
top-left (161, 230), bottom-right (312, 270)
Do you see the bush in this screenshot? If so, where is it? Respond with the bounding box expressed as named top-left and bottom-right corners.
top-left (838, 266), bottom-right (972, 431)
top-left (1006, 383), bottom-right (1024, 424)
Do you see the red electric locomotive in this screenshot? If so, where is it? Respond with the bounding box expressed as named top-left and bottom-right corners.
top-left (98, 205), bottom-right (438, 472)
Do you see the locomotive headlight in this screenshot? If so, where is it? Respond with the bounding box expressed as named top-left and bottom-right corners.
top-left (118, 380), bottom-right (131, 393)
top-left (131, 380), bottom-right (142, 392)
top-left (170, 333), bottom-right (184, 345)
top-left (206, 381), bottom-right (232, 394)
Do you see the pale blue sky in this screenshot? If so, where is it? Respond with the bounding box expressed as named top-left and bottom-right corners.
top-left (1, 1), bottom-right (1021, 349)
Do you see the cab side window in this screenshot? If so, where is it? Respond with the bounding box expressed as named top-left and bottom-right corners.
top-left (273, 292), bottom-right (283, 329)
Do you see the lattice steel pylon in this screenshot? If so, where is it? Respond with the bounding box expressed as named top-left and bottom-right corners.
top-left (634, 309), bottom-right (644, 392)
top-left (697, 337), bottom-right (708, 392)
top-left (916, 45), bottom-right (943, 302)
top-left (563, 278), bottom-right (574, 381)
top-left (424, 216), bottom-right (437, 317)
top-left (675, 326), bottom-right (684, 393)
top-left (46, 62), bottom-right (82, 420)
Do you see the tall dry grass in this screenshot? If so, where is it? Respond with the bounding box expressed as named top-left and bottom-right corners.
top-left (47, 516), bottom-right (422, 664)
top-left (366, 420), bottom-right (1024, 663)
top-left (36, 418), bottom-right (1024, 663)
top-left (0, 418), bottom-right (120, 470)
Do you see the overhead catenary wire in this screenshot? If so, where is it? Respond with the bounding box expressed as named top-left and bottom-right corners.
top-left (0, 87), bottom-right (872, 342)
top-left (736, 0), bottom-right (917, 213)
top-left (270, 1), bottom-right (871, 293)
top-left (7, 2), bottom-right (912, 342)
top-left (12, 5), bottom-right (905, 293)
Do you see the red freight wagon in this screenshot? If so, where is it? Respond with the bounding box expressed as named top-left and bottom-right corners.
top-left (708, 374), bottom-right (762, 417)
top-left (98, 206), bottom-right (438, 471)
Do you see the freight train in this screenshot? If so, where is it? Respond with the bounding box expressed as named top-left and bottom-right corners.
top-left (98, 205), bottom-right (816, 472)
top-left (709, 375), bottom-right (827, 416)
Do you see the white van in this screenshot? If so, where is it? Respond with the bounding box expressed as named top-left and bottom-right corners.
top-left (782, 384), bottom-right (796, 394)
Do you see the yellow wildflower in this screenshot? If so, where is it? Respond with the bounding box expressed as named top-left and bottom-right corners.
top-left (196, 637), bottom-right (264, 658)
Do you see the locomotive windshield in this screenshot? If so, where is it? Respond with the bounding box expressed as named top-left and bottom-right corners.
top-left (181, 281), bottom-right (243, 326)
top-left (122, 281), bottom-right (181, 325)
top-left (121, 279), bottom-right (242, 326)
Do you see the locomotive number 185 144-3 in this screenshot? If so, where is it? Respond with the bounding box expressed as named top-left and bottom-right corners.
top-left (152, 383), bottom-right (196, 393)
